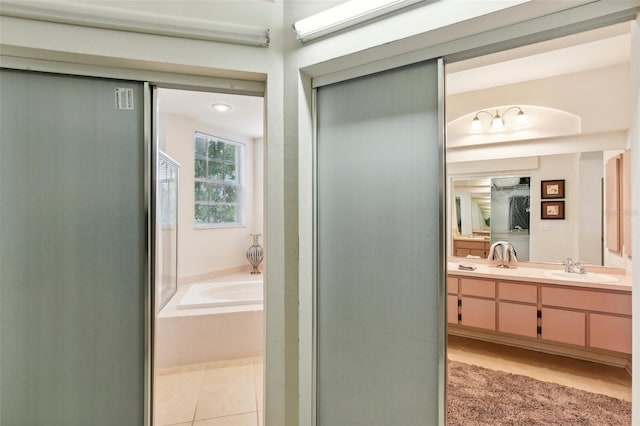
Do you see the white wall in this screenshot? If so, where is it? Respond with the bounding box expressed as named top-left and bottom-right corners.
top-left (529, 154), bottom-right (580, 263)
top-left (447, 64), bottom-right (631, 133)
top-left (162, 113), bottom-right (263, 282)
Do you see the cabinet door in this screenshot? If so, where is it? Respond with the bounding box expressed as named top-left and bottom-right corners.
top-left (447, 276), bottom-right (459, 295)
top-left (498, 302), bottom-right (537, 338)
top-left (541, 308), bottom-right (585, 346)
top-left (447, 295), bottom-right (459, 324)
top-left (460, 297), bottom-right (495, 330)
top-left (589, 314), bottom-right (631, 353)
top-left (455, 248), bottom-right (471, 257)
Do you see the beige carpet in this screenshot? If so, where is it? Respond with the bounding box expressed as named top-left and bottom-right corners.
top-left (447, 361), bottom-right (631, 425)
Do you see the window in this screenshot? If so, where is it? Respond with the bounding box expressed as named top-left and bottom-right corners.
top-left (194, 132), bottom-right (243, 227)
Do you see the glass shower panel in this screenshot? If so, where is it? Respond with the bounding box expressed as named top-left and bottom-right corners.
top-left (490, 177), bottom-right (531, 261)
top-left (156, 151), bottom-right (179, 312)
top-left (0, 69), bottom-right (146, 425)
top-left (316, 60), bottom-right (443, 426)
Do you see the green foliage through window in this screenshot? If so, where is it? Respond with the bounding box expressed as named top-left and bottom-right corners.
top-left (194, 132), bottom-right (242, 226)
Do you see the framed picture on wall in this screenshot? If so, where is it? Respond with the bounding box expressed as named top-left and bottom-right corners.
top-left (541, 201), bottom-right (565, 220)
top-left (541, 179), bottom-right (565, 199)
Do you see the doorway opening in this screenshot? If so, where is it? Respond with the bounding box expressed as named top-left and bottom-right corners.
top-left (444, 20), bottom-right (633, 421)
top-left (152, 88), bottom-right (265, 426)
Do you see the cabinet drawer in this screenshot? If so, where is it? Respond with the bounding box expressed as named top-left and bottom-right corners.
top-left (541, 307), bottom-right (585, 346)
top-left (499, 282), bottom-right (537, 304)
top-left (447, 276), bottom-right (459, 295)
top-left (541, 287), bottom-right (631, 315)
top-left (460, 297), bottom-right (495, 330)
top-left (460, 278), bottom-right (495, 298)
top-left (498, 302), bottom-right (537, 338)
top-left (447, 295), bottom-right (459, 324)
top-left (589, 314), bottom-right (631, 353)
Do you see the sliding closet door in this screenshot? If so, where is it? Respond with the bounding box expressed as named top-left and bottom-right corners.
top-left (316, 60), bottom-right (444, 425)
top-left (0, 70), bottom-right (146, 425)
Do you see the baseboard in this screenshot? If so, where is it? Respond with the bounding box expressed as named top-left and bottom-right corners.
top-left (449, 325), bottom-right (632, 373)
top-left (178, 265), bottom-right (254, 286)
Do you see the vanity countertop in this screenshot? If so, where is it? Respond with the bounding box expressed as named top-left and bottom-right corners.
top-left (447, 260), bottom-right (631, 292)
top-left (453, 236), bottom-right (491, 242)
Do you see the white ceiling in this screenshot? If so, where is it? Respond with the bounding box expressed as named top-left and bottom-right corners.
top-left (446, 22), bottom-right (631, 95)
top-left (158, 88), bottom-right (264, 139)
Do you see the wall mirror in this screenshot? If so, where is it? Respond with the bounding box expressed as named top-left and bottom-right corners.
top-left (448, 150), bottom-right (630, 267)
top-left (452, 176), bottom-right (530, 262)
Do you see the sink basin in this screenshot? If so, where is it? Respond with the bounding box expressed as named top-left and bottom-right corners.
top-left (544, 270), bottom-right (618, 283)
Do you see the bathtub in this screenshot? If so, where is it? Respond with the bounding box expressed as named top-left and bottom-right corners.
top-left (155, 277), bottom-right (264, 368)
top-left (178, 280), bottom-right (263, 309)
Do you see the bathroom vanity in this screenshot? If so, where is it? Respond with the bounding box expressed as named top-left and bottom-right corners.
top-left (447, 260), bottom-right (632, 369)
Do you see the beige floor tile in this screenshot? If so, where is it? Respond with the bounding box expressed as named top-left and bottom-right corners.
top-left (195, 381), bottom-right (257, 420)
top-left (193, 412), bottom-right (257, 426)
top-left (202, 364), bottom-right (255, 385)
top-left (155, 367), bottom-right (205, 425)
top-left (156, 369), bottom-right (205, 394)
top-left (254, 363), bottom-right (263, 411)
top-left (154, 388), bottom-right (200, 426)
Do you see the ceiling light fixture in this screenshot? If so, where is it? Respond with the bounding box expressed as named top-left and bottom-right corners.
top-left (292, 0), bottom-right (426, 43)
top-left (469, 107), bottom-right (527, 133)
top-left (211, 103), bottom-right (231, 112)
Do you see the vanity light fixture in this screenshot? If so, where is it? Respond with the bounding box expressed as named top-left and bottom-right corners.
top-left (470, 106), bottom-right (527, 133)
top-left (293, 0), bottom-right (426, 43)
top-left (211, 103), bottom-right (232, 112)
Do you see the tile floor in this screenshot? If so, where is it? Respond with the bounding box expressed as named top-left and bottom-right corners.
top-left (155, 336), bottom-right (631, 425)
top-left (155, 358), bottom-right (263, 426)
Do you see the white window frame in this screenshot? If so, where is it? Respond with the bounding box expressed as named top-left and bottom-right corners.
top-left (194, 131), bottom-right (244, 228)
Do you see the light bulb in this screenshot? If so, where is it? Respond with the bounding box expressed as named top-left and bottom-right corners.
top-left (470, 116), bottom-right (482, 133)
top-left (515, 110), bottom-right (528, 127)
top-left (211, 103), bottom-right (231, 112)
top-left (490, 112), bottom-right (504, 130)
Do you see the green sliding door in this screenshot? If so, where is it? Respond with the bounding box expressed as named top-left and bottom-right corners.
top-left (316, 60), bottom-right (445, 425)
top-left (0, 69), bottom-right (147, 425)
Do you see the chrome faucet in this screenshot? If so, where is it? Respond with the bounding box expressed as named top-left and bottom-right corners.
top-left (564, 258), bottom-right (573, 273)
top-left (564, 258), bottom-right (586, 274)
top-left (573, 261), bottom-right (586, 274)
top-left (488, 241), bottom-right (518, 268)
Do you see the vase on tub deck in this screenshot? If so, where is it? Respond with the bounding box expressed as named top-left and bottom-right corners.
top-left (246, 233), bottom-right (264, 274)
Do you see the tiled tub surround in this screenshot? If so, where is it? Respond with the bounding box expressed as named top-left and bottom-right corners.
top-left (447, 260), bottom-right (632, 369)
